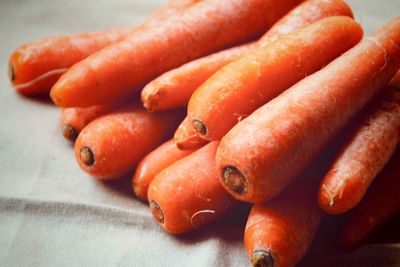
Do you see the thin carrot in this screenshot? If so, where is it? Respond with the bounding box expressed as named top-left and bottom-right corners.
top-left (216, 16), bottom-right (400, 203)
top-left (147, 142), bottom-right (236, 234)
top-left (50, 0), bottom-right (304, 107)
top-left (188, 16), bottom-right (363, 141)
top-left (132, 139), bottom-right (196, 201)
top-left (142, 0), bottom-right (354, 112)
top-left (318, 74), bottom-right (400, 214)
top-left (60, 105), bottom-right (116, 141)
top-left (244, 179), bottom-right (322, 267)
top-left (8, 0), bottom-right (197, 95)
top-left (339, 150), bottom-right (400, 250)
top-left (174, 117), bottom-right (208, 150)
top-left (74, 106), bottom-right (184, 180)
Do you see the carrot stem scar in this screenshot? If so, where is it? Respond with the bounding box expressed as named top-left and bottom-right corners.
top-left (223, 166), bottom-right (247, 194)
top-left (150, 200), bottom-right (164, 224)
top-left (80, 146), bottom-right (95, 166)
top-left (8, 63), bottom-right (15, 82)
top-left (192, 119), bottom-right (207, 136)
top-left (61, 124), bottom-right (78, 141)
top-left (252, 250), bottom-right (274, 267)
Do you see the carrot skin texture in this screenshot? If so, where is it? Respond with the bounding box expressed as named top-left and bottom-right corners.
top-left (318, 83), bottom-right (400, 214)
top-left (132, 139), bottom-right (196, 201)
top-left (245, 180), bottom-right (322, 267)
top-left (174, 117), bottom-right (208, 150)
top-left (50, 0), bottom-right (304, 107)
top-left (142, 0), bottom-right (354, 112)
top-left (188, 16), bottom-right (363, 141)
top-left (339, 151), bottom-right (400, 250)
top-left (217, 17), bottom-right (400, 203)
top-left (147, 142), bottom-right (236, 234)
top-left (8, 0), bottom-right (198, 95)
top-left (74, 107), bottom-right (184, 180)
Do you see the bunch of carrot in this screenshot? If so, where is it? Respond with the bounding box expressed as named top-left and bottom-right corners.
top-left (9, 0), bottom-right (400, 266)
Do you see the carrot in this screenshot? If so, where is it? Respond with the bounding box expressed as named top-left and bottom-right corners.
top-left (174, 116), bottom-right (208, 150)
top-left (50, 0), bottom-right (304, 107)
top-left (60, 105), bottom-right (116, 141)
top-left (142, 0), bottom-right (354, 112)
top-left (132, 139), bottom-right (196, 201)
top-left (147, 142), bottom-right (236, 234)
top-left (318, 74), bottom-right (400, 214)
top-left (244, 179), bottom-right (322, 267)
top-left (339, 150), bottom-right (400, 250)
top-left (8, 0), bottom-right (197, 95)
top-left (188, 16), bottom-right (363, 141)
top-left (216, 16), bottom-right (400, 203)
top-left (74, 106), bottom-right (184, 180)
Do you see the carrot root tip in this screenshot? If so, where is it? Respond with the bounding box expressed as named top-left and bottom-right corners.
top-left (251, 250), bottom-right (274, 267)
top-left (150, 200), bottom-right (164, 224)
top-left (8, 63), bottom-right (15, 82)
top-left (62, 124), bottom-right (78, 141)
top-left (193, 119), bottom-right (207, 136)
top-left (223, 166), bottom-right (247, 194)
top-left (80, 146), bottom-right (95, 166)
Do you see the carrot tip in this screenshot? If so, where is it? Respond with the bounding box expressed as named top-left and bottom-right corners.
top-left (193, 119), bottom-right (207, 136)
top-left (150, 200), bottom-right (164, 224)
top-left (80, 146), bottom-right (95, 166)
top-left (222, 166), bottom-right (247, 194)
top-left (8, 63), bottom-right (15, 82)
top-left (61, 124), bottom-right (78, 141)
top-left (251, 250), bottom-right (274, 267)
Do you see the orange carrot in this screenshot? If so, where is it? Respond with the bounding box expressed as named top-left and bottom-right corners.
top-left (318, 75), bottom-right (400, 214)
top-left (8, 0), bottom-right (197, 95)
top-left (174, 117), bottom-right (208, 150)
top-left (188, 16), bottom-right (363, 141)
top-left (216, 17), bottom-right (400, 203)
top-left (244, 179), bottom-right (322, 267)
top-left (339, 150), bottom-right (400, 250)
top-left (60, 105), bottom-right (116, 141)
top-left (147, 142), bottom-right (236, 234)
top-left (50, 0), bottom-right (304, 107)
top-left (74, 106), bottom-right (184, 180)
top-left (132, 139), bottom-right (196, 201)
top-left (142, 0), bottom-right (354, 112)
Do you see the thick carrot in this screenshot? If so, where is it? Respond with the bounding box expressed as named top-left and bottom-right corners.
top-left (216, 17), bottom-right (400, 203)
top-left (132, 139), bottom-right (196, 201)
top-left (318, 74), bottom-right (400, 214)
top-left (174, 116), bottom-right (208, 150)
top-left (339, 150), bottom-right (400, 250)
top-left (50, 0), bottom-right (304, 107)
top-left (147, 142), bottom-right (236, 234)
top-left (188, 16), bottom-right (363, 141)
top-left (142, 0), bottom-right (354, 112)
top-left (74, 106), bottom-right (184, 180)
top-left (244, 179), bottom-right (322, 267)
top-left (60, 105), bottom-right (116, 141)
top-left (8, 0), bottom-right (198, 95)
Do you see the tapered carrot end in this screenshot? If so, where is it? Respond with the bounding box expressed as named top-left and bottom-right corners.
top-left (61, 124), bottom-right (78, 141)
top-left (8, 63), bottom-right (15, 82)
top-left (150, 200), bottom-right (164, 224)
top-left (193, 119), bottom-right (207, 136)
top-left (80, 146), bottom-right (95, 166)
top-left (251, 250), bottom-right (274, 267)
top-left (223, 166), bottom-right (248, 194)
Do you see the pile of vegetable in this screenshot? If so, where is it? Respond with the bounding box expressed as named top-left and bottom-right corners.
top-left (8, 0), bottom-right (400, 266)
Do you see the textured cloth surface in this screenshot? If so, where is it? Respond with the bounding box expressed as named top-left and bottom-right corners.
top-left (0, 0), bottom-right (399, 266)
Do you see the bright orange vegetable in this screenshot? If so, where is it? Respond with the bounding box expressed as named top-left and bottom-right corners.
top-left (8, 0), bottom-right (197, 95)
top-left (188, 16), bottom-right (362, 141)
top-left (132, 139), bottom-right (196, 201)
top-left (174, 117), bottom-right (208, 150)
top-left (216, 17), bottom-right (400, 203)
top-left (50, 0), bottom-right (304, 107)
top-left (147, 142), bottom-right (236, 234)
top-left (74, 106), bottom-right (184, 180)
top-left (318, 73), bottom-right (400, 214)
top-left (142, 0), bottom-right (353, 112)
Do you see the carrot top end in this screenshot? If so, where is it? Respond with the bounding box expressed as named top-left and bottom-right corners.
top-left (251, 249), bottom-right (274, 267)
